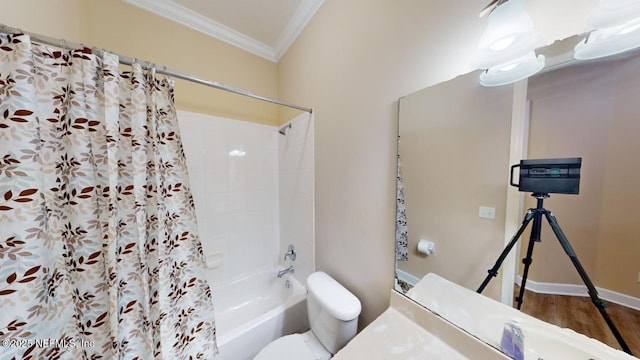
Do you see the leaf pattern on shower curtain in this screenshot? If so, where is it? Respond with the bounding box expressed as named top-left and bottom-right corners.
top-left (0, 32), bottom-right (216, 359)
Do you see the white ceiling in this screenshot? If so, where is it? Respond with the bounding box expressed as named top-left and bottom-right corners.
top-left (124, 0), bottom-right (324, 62)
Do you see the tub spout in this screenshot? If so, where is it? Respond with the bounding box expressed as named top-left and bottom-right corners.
top-left (277, 265), bottom-right (295, 278)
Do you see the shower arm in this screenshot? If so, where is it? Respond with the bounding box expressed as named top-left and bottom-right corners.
top-left (278, 123), bottom-right (292, 135)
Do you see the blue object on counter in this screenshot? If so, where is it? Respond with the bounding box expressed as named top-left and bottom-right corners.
top-left (500, 319), bottom-right (524, 360)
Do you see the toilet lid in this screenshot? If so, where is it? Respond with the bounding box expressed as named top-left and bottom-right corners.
top-left (254, 334), bottom-right (318, 360)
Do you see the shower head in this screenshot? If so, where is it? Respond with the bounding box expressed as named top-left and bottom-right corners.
top-left (278, 123), bottom-right (292, 135)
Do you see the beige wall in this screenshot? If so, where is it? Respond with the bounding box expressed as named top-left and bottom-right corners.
top-left (3, 0), bottom-right (605, 328)
top-left (524, 55), bottom-right (640, 298)
top-left (0, 0), bottom-right (88, 42)
top-left (0, 0), bottom-right (280, 125)
top-left (277, 0), bottom-right (598, 327)
top-left (397, 71), bottom-right (514, 301)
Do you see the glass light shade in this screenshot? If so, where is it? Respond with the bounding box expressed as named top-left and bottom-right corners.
top-left (584, 0), bottom-right (640, 29)
top-left (479, 51), bottom-right (545, 87)
top-left (574, 0), bottom-right (640, 60)
top-left (475, 0), bottom-right (543, 69)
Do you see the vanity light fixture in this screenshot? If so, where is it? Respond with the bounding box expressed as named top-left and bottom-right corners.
top-left (479, 51), bottom-right (545, 86)
top-left (475, 0), bottom-right (545, 86)
top-left (574, 0), bottom-right (640, 60)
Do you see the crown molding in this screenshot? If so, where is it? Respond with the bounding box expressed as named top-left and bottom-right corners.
top-left (273, 0), bottom-right (325, 61)
top-left (124, 0), bottom-right (323, 63)
top-left (124, 0), bottom-right (276, 61)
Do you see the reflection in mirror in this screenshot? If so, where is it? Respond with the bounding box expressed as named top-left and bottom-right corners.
top-left (396, 69), bottom-right (514, 301)
top-left (396, 35), bottom-right (640, 356)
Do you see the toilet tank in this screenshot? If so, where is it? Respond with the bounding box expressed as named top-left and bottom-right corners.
top-left (306, 272), bottom-right (361, 354)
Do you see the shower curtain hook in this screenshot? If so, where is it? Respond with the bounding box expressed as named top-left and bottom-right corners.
top-left (159, 65), bottom-right (173, 85)
top-left (3, 25), bottom-right (24, 36)
top-left (92, 46), bottom-right (104, 57)
top-left (160, 65), bottom-right (171, 80)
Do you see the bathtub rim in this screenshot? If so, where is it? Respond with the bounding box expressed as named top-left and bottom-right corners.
top-left (211, 266), bottom-right (308, 346)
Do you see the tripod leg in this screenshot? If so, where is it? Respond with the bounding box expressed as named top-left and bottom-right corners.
top-left (544, 211), bottom-right (633, 355)
top-left (477, 209), bottom-right (535, 294)
top-left (515, 210), bottom-right (542, 309)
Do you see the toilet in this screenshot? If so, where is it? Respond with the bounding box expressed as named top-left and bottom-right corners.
top-left (254, 271), bottom-right (362, 360)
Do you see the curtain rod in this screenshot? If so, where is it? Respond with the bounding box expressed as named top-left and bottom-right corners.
top-left (0, 24), bottom-right (313, 114)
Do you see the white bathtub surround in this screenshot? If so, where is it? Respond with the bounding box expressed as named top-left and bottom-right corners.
top-left (178, 111), bottom-right (278, 282)
top-left (179, 110), bottom-right (314, 284)
top-left (179, 110), bottom-right (280, 283)
top-left (205, 251), bottom-right (224, 269)
top-left (278, 112), bottom-right (315, 285)
top-left (207, 267), bottom-right (308, 360)
top-left (178, 110), bottom-right (315, 359)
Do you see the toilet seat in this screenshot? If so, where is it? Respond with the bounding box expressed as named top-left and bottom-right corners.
top-left (254, 333), bottom-right (329, 360)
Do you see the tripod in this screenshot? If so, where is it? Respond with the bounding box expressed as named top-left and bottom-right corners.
top-left (477, 193), bottom-right (633, 355)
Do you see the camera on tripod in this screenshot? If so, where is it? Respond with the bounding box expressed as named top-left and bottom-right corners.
top-left (509, 157), bottom-right (582, 195)
top-left (478, 156), bottom-right (632, 354)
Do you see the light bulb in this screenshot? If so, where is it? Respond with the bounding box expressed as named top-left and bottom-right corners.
top-left (474, 0), bottom-right (543, 69)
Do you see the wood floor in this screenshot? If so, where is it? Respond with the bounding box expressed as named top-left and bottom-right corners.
top-left (514, 286), bottom-right (640, 356)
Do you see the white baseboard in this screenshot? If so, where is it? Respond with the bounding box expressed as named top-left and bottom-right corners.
top-left (396, 268), bottom-right (421, 287)
top-left (515, 275), bottom-right (640, 311)
top-left (395, 270), bottom-right (640, 311)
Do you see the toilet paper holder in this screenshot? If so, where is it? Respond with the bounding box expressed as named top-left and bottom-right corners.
top-left (417, 239), bottom-right (435, 255)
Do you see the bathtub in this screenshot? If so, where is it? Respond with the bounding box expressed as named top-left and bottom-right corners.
top-left (210, 267), bottom-right (309, 360)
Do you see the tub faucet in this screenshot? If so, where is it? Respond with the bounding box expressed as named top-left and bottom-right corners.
top-left (277, 265), bottom-right (295, 278)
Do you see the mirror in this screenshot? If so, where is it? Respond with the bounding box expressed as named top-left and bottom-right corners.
top-left (395, 34), bottom-right (640, 356)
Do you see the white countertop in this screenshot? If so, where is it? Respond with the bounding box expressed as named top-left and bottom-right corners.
top-left (333, 289), bottom-right (509, 360)
top-left (334, 274), bottom-right (637, 360)
top-left (333, 307), bottom-right (469, 360)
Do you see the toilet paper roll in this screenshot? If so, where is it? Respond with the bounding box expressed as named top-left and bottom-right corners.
top-left (417, 239), bottom-right (434, 255)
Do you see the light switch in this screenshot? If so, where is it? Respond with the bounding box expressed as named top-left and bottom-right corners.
top-left (479, 206), bottom-right (496, 220)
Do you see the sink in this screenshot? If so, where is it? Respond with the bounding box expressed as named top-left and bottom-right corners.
top-left (523, 324), bottom-right (608, 360)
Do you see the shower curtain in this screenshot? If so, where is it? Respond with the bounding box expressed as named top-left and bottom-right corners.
top-left (396, 142), bottom-right (408, 261)
top-left (0, 33), bottom-right (216, 359)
